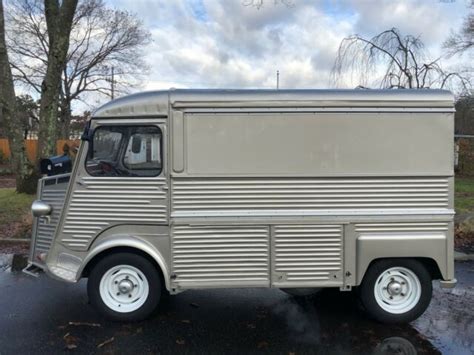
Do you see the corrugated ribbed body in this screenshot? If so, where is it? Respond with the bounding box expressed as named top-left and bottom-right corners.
top-left (60, 177), bottom-right (167, 251)
top-left (171, 177), bottom-right (449, 215)
top-left (273, 225), bottom-right (343, 285)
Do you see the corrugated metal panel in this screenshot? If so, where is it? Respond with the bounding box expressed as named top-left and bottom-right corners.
top-left (273, 225), bottom-right (343, 284)
top-left (33, 176), bottom-right (69, 258)
top-left (172, 177), bottom-right (449, 215)
top-left (355, 222), bottom-right (449, 233)
top-left (172, 225), bottom-right (270, 286)
top-left (61, 177), bottom-right (167, 250)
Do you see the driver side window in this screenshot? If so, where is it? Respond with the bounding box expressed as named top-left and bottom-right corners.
top-left (86, 125), bottom-right (162, 177)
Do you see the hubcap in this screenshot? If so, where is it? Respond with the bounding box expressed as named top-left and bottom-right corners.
top-left (374, 267), bottom-right (421, 314)
top-left (99, 265), bottom-right (149, 313)
top-left (118, 279), bottom-right (134, 294)
top-left (387, 281), bottom-right (402, 296)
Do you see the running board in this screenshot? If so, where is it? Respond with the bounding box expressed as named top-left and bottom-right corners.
top-left (23, 263), bottom-right (43, 278)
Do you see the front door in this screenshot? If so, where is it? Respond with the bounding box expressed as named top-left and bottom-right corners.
top-left (57, 121), bottom-right (168, 252)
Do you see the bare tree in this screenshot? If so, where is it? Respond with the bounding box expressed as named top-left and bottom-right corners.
top-left (444, 1), bottom-right (473, 56)
top-left (6, 0), bottom-right (150, 139)
top-left (333, 28), bottom-right (470, 91)
top-left (0, 0), bottom-right (35, 193)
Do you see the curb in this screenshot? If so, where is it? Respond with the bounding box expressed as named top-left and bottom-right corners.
top-left (0, 238), bottom-right (31, 243)
top-left (454, 251), bottom-right (474, 261)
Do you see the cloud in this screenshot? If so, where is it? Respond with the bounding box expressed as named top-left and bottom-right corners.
top-left (84, 0), bottom-right (472, 111)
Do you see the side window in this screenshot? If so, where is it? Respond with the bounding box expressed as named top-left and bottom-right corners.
top-left (123, 130), bottom-right (162, 172)
top-left (86, 126), bottom-right (162, 177)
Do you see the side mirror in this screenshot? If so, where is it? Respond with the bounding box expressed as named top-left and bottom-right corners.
top-left (32, 200), bottom-right (52, 217)
top-left (131, 136), bottom-right (142, 153)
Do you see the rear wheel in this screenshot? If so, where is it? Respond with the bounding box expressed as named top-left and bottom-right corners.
top-left (87, 253), bottom-right (161, 321)
top-left (359, 259), bottom-right (432, 324)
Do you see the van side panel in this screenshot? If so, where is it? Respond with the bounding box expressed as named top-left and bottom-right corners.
top-left (170, 109), bottom-right (454, 288)
top-left (181, 112), bottom-right (452, 177)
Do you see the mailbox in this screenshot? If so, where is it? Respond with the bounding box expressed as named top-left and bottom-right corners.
top-left (40, 154), bottom-right (72, 176)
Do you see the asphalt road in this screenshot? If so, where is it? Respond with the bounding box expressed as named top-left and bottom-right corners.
top-left (0, 260), bottom-right (473, 355)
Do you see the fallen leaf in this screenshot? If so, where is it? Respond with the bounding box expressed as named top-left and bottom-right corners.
top-left (257, 341), bottom-right (269, 349)
top-left (190, 303), bottom-right (199, 308)
top-left (97, 337), bottom-right (115, 348)
top-left (176, 339), bottom-right (186, 345)
top-left (247, 323), bottom-right (256, 329)
top-left (63, 333), bottom-right (79, 350)
top-left (68, 321), bottom-right (101, 327)
top-left (181, 319), bottom-right (191, 324)
top-left (136, 327), bottom-right (143, 334)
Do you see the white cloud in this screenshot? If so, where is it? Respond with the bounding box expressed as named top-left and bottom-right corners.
top-left (82, 0), bottom-right (472, 111)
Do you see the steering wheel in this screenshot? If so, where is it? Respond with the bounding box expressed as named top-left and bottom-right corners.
top-left (98, 160), bottom-right (121, 176)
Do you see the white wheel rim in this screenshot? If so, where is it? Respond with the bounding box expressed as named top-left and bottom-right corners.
top-left (99, 265), bottom-right (149, 313)
top-left (374, 266), bottom-right (421, 314)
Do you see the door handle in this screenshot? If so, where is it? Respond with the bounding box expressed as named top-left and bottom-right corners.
top-left (76, 179), bottom-right (86, 187)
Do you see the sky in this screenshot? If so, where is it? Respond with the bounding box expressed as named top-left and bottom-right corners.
top-left (56, 0), bottom-right (470, 111)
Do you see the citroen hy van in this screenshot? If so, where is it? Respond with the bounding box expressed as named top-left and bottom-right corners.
top-left (25, 89), bottom-right (457, 323)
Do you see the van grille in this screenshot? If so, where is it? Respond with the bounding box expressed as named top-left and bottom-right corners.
top-left (30, 175), bottom-right (69, 263)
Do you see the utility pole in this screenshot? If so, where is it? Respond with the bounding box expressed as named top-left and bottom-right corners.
top-left (111, 66), bottom-right (115, 100)
top-left (276, 70), bottom-right (280, 90)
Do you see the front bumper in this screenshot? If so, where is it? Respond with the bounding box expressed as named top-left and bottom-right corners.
top-left (439, 279), bottom-right (457, 289)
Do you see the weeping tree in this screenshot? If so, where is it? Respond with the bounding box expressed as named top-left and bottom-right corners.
top-left (6, 0), bottom-right (150, 140)
top-left (332, 28), bottom-right (470, 91)
top-left (444, 2), bottom-right (473, 56)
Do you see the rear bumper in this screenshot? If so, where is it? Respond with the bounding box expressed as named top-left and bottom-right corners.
top-left (439, 279), bottom-right (457, 289)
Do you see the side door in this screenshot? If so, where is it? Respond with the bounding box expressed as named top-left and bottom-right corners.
top-left (57, 120), bottom-right (169, 252)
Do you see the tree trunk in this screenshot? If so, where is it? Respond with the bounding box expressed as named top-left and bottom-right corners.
top-left (37, 0), bottom-right (78, 160)
top-left (59, 99), bottom-right (72, 139)
top-left (0, 0), bottom-right (36, 194)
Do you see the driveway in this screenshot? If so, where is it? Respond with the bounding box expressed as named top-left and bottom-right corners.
top-left (0, 260), bottom-right (472, 354)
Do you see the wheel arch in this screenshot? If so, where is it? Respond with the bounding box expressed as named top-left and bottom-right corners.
top-left (78, 239), bottom-right (170, 290)
top-left (360, 257), bottom-right (442, 285)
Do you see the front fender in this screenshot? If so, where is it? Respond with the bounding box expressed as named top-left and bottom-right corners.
top-left (77, 234), bottom-right (171, 290)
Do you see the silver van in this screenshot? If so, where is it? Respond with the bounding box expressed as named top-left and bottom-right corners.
top-left (25, 89), bottom-right (456, 323)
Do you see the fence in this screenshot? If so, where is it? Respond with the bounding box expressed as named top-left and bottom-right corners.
top-left (0, 139), bottom-right (80, 162)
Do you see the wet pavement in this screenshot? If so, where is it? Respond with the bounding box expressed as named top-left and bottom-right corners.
top-left (0, 260), bottom-right (472, 354)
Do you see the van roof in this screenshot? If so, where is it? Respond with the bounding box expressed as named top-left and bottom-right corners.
top-left (92, 88), bottom-right (454, 118)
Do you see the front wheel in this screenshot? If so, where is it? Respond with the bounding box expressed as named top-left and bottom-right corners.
top-left (87, 253), bottom-right (161, 321)
top-left (359, 259), bottom-right (432, 324)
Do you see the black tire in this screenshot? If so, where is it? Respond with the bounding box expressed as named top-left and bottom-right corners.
top-left (359, 259), bottom-right (432, 324)
top-left (87, 253), bottom-right (161, 322)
